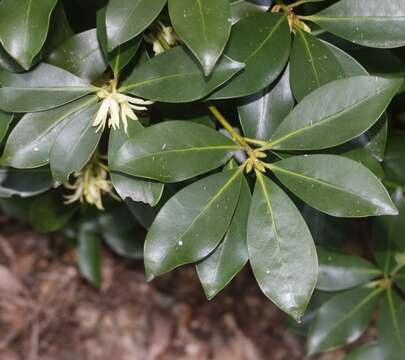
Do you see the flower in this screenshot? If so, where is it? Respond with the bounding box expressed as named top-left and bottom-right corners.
top-left (93, 81), bottom-right (153, 134)
top-left (64, 158), bottom-right (118, 210)
top-left (144, 22), bottom-right (178, 55)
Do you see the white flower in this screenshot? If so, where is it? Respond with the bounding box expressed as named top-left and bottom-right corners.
top-left (144, 22), bottom-right (178, 55)
top-left (93, 83), bottom-right (153, 134)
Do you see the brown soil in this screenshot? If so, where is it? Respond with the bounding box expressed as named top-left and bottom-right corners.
top-left (0, 215), bottom-right (346, 360)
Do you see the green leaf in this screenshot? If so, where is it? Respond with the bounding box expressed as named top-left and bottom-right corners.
top-left (308, 0), bottom-right (405, 49)
top-left (50, 103), bottom-right (101, 183)
top-left (29, 192), bottom-right (77, 233)
top-left (196, 175), bottom-right (250, 299)
top-left (99, 206), bottom-right (144, 259)
top-left (230, 0), bottom-right (270, 25)
top-left (324, 42), bottom-right (389, 162)
top-left (0, 111), bottom-right (12, 143)
top-left (108, 120), bottom-right (164, 206)
top-left (301, 205), bottom-right (350, 247)
top-left (47, 29), bottom-right (107, 82)
top-left (344, 343), bottom-right (383, 360)
top-left (78, 222), bottom-right (102, 287)
top-left (0, 63), bottom-right (95, 113)
top-left (97, 7), bottom-right (142, 77)
top-left (247, 172), bottom-right (317, 321)
top-left (325, 41), bottom-right (367, 76)
top-left (112, 121), bottom-right (239, 183)
top-left (209, 13), bottom-right (290, 99)
top-left (342, 147), bottom-right (384, 180)
top-left (105, 0), bottom-right (166, 51)
top-left (290, 30), bottom-right (345, 101)
top-left (169, 0), bottom-right (231, 76)
top-left (271, 154), bottom-right (397, 217)
top-left (1, 96), bottom-right (98, 169)
top-left (0, 43), bottom-right (23, 72)
top-left (269, 76), bottom-right (402, 151)
top-left (237, 66), bottom-right (294, 140)
top-left (120, 46), bottom-right (244, 103)
top-left (0, 167), bottom-right (53, 198)
top-left (0, 0), bottom-right (58, 69)
top-left (307, 287), bottom-right (382, 355)
top-left (45, 2), bottom-right (74, 52)
top-left (377, 289), bottom-right (405, 360)
top-left (354, 115), bottom-right (388, 162)
top-left (317, 247), bottom-right (381, 291)
top-left (144, 169), bottom-right (243, 278)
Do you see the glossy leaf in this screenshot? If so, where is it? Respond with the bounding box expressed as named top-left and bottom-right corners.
top-left (209, 13), bottom-right (290, 99)
top-left (0, 43), bottom-right (23, 73)
top-left (144, 169), bottom-right (243, 278)
top-left (290, 30), bottom-right (344, 101)
top-left (237, 66), bottom-right (294, 140)
top-left (78, 222), bottom-right (102, 287)
top-left (29, 192), bottom-right (77, 233)
top-left (50, 103), bottom-right (101, 183)
top-left (301, 205), bottom-right (350, 247)
top-left (1, 96), bottom-right (98, 169)
top-left (112, 121), bottom-right (239, 183)
top-left (0, 63), bottom-right (95, 113)
top-left (247, 172), bottom-right (317, 321)
top-left (325, 41), bottom-right (367, 76)
top-left (120, 46), bottom-right (244, 103)
top-left (325, 42), bottom-right (389, 161)
top-left (307, 287), bottom-right (382, 355)
top-left (99, 206), bottom-right (144, 259)
top-left (344, 343), bottom-right (382, 360)
top-left (269, 76), bottom-right (402, 151)
top-left (342, 147), bottom-right (384, 180)
top-left (308, 0), bottom-right (405, 49)
top-left (45, 2), bottom-right (74, 52)
top-left (48, 29), bottom-right (107, 82)
top-left (196, 175), bottom-right (250, 299)
top-left (271, 155), bottom-right (397, 217)
top-left (0, 111), bottom-right (12, 143)
top-left (230, 0), bottom-right (270, 24)
top-left (97, 7), bottom-right (142, 77)
top-left (169, 0), bottom-right (231, 76)
top-left (108, 120), bottom-right (164, 206)
top-left (377, 289), bottom-right (405, 360)
top-left (0, 167), bottom-right (53, 198)
top-left (317, 247), bottom-right (381, 291)
top-left (105, 0), bottom-right (166, 51)
top-left (354, 115), bottom-right (388, 162)
top-left (0, 0), bottom-right (58, 69)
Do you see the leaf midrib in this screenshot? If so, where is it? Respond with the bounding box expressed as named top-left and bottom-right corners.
top-left (271, 80), bottom-right (393, 148)
top-left (316, 288), bottom-right (381, 346)
top-left (243, 15), bottom-right (285, 64)
top-left (121, 144), bottom-right (240, 164)
top-left (256, 172), bottom-right (296, 307)
top-left (271, 164), bottom-right (374, 205)
top-left (174, 169), bottom-right (242, 249)
top-left (10, 97), bottom-right (97, 158)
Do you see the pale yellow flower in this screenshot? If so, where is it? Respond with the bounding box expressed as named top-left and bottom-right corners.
top-left (64, 159), bottom-right (118, 210)
top-left (93, 82), bottom-right (153, 134)
top-left (144, 22), bottom-right (178, 55)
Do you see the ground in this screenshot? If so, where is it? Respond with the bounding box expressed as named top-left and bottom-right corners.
top-left (0, 215), bottom-right (347, 360)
